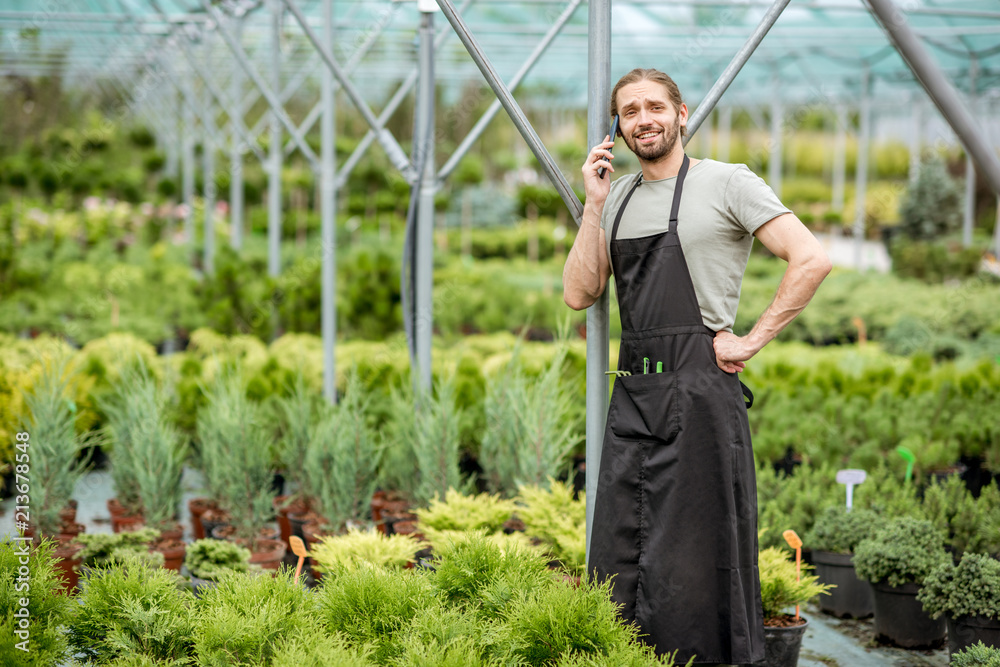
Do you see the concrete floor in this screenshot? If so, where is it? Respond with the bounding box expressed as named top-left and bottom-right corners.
top-left (1, 469), bottom-right (950, 666)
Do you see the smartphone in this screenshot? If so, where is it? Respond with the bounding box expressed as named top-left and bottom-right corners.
top-left (597, 115), bottom-right (619, 179)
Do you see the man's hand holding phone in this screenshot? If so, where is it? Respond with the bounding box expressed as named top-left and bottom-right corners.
top-left (582, 115), bottom-right (618, 207)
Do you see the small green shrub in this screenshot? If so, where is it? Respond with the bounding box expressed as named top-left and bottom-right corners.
top-left (184, 539), bottom-right (252, 581)
top-left (391, 606), bottom-right (496, 667)
top-left (271, 633), bottom-right (372, 666)
top-left (805, 507), bottom-right (884, 554)
top-left (899, 157), bottom-right (961, 241)
top-left (310, 527), bottom-right (424, 574)
top-left (415, 489), bottom-right (516, 539)
top-left (757, 547), bottom-right (833, 620)
top-left (316, 566), bottom-right (437, 663)
top-left (0, 539), bottom-right (74, 665)
top-left (950, 641), bottom-right (1000, 667)
top-left (194, 570), bottom-right (317, 667)
top-left (75, 527), bottom-right (163, 569)
top-left (67, 556), bottom-right (195, 663)
top-left (918, 552), bottom-right (1000, 619)
top-left (853, 517), bottom-right (950, 587)
top-left (515, 478), bottom-right (587, 574)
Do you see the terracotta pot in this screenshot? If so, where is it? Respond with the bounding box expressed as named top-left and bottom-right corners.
top-left (59, 500), bottom-right (78, 526)
top-left (55, 523), bottom-right (86, 543)
top-left (234, 538), bottom-right (287, 571)
top-left (200, 508), bottom-right (232, 541)
top-left (389, 520), bottom-right (422, 539)
top-left (188, 498), bottom-right (216, 540)
top-left (111, 513), bottom-right (145, 534)
top-left (53, 542), bottom-right (83, 594)
top-left (370, 490), bottom-right (388, 523)
top-left (289, 510), bottom-right (324, 542)
top-left (274, 496), bottom-right (309, 545)
top-left (303, 520), bottom-right (337, 548)
top-left (152, 539), bottom-right (186, 572)
top-left (212, 524), bottom-right (280, 543)
top-left (107, 498), bottom-right (127, 517)
top-left (156, 522), bottom-right (185, 542)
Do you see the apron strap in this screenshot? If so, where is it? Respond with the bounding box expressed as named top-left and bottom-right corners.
top-left (667, 154), bottom-right (690, 236)
top-left (610, 173), bottom-right (643, 244)
top-left (740, 380), bottom-right (754, 410)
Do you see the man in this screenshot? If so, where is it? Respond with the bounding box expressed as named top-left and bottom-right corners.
top-left (563, 68), bottom-right (831, 665)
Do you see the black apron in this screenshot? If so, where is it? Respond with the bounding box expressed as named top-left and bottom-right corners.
top-left (589, 156), bottom-right (764, 665)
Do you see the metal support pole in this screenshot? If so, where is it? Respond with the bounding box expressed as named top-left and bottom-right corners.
top-left (585, 0), bottom-right (611, 569)
top-left (202, 65), bottom-right (216, 276)
top-left (166, 87), bottom-right (179, 179)
top-left (199, 0), bottom-right (320, 171)
top-left (433, 0), bottom-right (583, 222)
top-left (414, 10), bottom-right (436, 391)
top-left (832, 104), bottom-right (847, 213)
top-left (268, 0), bottom-right (283, 278)
top-left (182, 83), bottom-right (195, 244)
top-left (718, 106), bottom-right (732, 162)
top-left (437, 0), bottom-right (584, 182)
top-left (281, 0), bottom-right (413, 179)
top-left (963, 57), bottom-right (978, 248)
top-left (865, 0), bottom-right (1000, 197)
top-left (854, 69), bottom-right (871, 270)
top-left (769, 83), bottom-right (783, 200)
top-left (908, 97), bottom-right (922, 184)
top-left (321, 0), bottom-right (337, 404)
top-left (230, 15), bottom-right (245, 251)
top-left (684, 0), bottom-right (792, 140)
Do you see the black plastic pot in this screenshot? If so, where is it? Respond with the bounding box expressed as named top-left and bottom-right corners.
top-left (947, 614), bottom-right (1000, 657)
top-left (740, 617), bottom-right (809, 667)
top-left (200, 517), bottom-right (230, 541)
top-left (871, 581), bottom-right (946, 649)
top-left (812, 550), bottom-right (874, 619)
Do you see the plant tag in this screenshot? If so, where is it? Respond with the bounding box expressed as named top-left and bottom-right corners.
top-left (836, 468), bottom-right (867, 511)
top-left (782, 530), bottom-right (802, 550)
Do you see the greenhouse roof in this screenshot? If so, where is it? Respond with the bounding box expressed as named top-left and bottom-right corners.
top-left (1, 0), bottom-right (998, 110)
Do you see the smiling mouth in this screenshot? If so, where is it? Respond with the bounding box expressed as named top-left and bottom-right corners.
top-left (635, 130), bottom-right (661, 143)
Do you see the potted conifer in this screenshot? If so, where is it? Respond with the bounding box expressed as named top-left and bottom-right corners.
top-left (918, 552), bottom-right (1000, 658)
top-left (745, 547), bottom-right (832, 667)
top-left (804, 506), bottom-right (883, 618)
top-left (853, 517), bottom-right (950, 648)
top-left (184, 538), bottom-right (253, 597)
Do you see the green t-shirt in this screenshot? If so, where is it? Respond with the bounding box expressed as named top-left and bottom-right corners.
top-left (600, 159), bottom-right (790, 333)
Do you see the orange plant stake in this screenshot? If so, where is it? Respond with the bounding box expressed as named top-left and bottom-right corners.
top-left (289, 536), bottom-right (310, 585)
top-left (782, 529), bottom-right (803, 621)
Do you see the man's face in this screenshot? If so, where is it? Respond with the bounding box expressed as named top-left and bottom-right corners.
top-left (616, 80), bottom-right (687, 164)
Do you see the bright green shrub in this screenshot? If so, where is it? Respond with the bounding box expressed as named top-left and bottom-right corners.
top-left (67, 557), bottom-right (195, 663)
top-left (0, 540), bottom-right (74, 665)
top-left (853, 517), bottom-right (949, 587)
top-left (918, 553), bottom-right (1000, 619)
top-left (516, 479), bottom-right (587, 574)
top-left (271, 633), bottom-right (372, 667)
top-left (805, 507), bottom-right (885, 554)
top-left (194, 570), bottom-right (317, 667)
top-left (758, 547), bottom-right (833, 620)
top-left (950, 641), bottom-right (1000, 667)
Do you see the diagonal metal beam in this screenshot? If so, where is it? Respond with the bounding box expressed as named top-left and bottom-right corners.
top-left (335, 0), bottom-right (472, 189)
top-left (865, 0), bottom-right (1000, 197)
top-left (685, 0), bottom-right (792, 141)
top-left (437, 0), bottom-right (583, 183)
top-left (281, 0), bottom-right (413, 179)
top-left (433, 0), bottom-right (584, 222)
top-left (198, 0), bottom-right (320, 172)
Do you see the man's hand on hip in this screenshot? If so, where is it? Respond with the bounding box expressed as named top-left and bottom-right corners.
top-left (713, 331), bottom-right (755, 373)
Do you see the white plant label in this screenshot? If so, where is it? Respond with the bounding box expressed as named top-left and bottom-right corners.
top-left (836, 468), bottom-right (867, 511)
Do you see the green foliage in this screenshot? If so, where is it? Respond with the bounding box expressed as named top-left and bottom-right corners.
top-left (950, 641), bottom-right (1000, 667)
top-left (853, 517), bottom-right (950, 587)
top-left (304, 371), bottom-right (381, 530)
top-left (480, 344), bottom-right (580, 494)
top-left (921, 475), bottom-right (1000, 557)
top-left (415, 489), bottom-right (516, 543)
top-left (184, 539), bottom-right (252, 581)
top-left (271, 371), bottom-right (319, 503)
top-left (17, 354), bottom-right (91, 536)
top-left (68, 556), bottom-right (195, 663)
top-left (515, 479), bottom-right (587, 574)
top-left (890, 239), bottom-right (985, 283)
top-left (918, 552), bottom-right (1000, 619)
top-left (805, 507), bottom-right (885, 554)
top-left (755, 464), bottom-right (841, 551)
top-left (101, 360), bottom-right (187, 529)
top-left (194, 570), bottom-right (317, 667)
top-left (316, 566), bottom-right (437, 663)
top-left (271, 633), bottom-right (372, 667)
top-left (310, 527), bottom-right (424, 574)
top-left (196, 370), bottom-right (275, 547)
top-left (0, 539), bottom-right (74, 665)
top-left (899, 157), bottom-right (962, 241)
top-left (757, 547), bottom-right (833, 620)
top-left (75, 527), bottom-right (163, 569)
top-left (411, 374), bottom-right (471, 506)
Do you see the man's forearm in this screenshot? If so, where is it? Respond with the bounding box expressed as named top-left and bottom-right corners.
top-left (563, 203), bottom-right (608, 310)
top-left (744, 254), bottom-right (831, 354)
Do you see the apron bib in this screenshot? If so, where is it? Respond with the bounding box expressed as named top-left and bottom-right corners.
top-left (589, 156), bottom-right (764, 665)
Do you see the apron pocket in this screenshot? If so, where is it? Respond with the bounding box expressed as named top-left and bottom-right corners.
top-left (608, 372), bottom-right (680, 444)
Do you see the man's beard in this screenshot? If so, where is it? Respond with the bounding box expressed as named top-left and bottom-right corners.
top-left (625, 114), bottom-right (681, 163)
